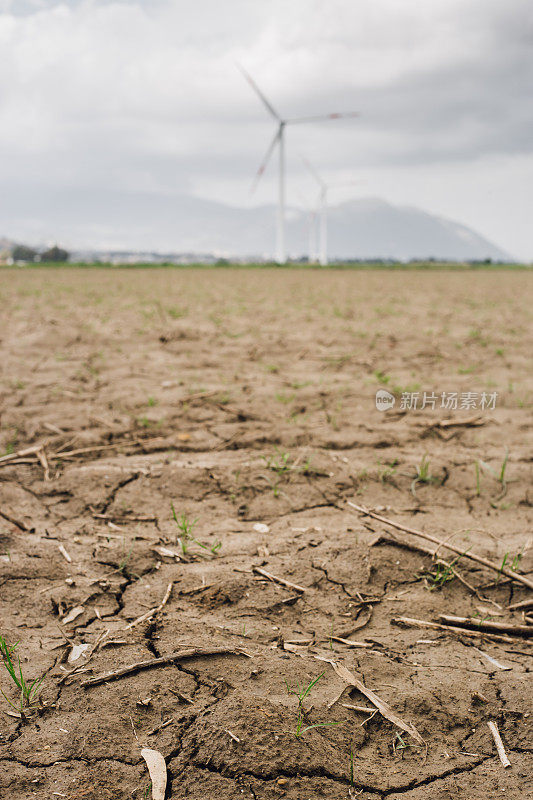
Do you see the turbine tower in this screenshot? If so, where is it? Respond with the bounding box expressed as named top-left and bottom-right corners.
top-left (303, 158), bottom-right (359, 266)
top-left (239, 66), bottom-right (359, 264)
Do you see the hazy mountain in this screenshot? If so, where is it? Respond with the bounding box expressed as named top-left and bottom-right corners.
top-left (0, 187), bottom-right (510, 261)
top-left (296, 198), bottom-right (511, 261)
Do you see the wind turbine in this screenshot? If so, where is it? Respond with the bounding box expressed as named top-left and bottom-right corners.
top-left (239, 66), bottom-right (359, 264)
top-left (303, 158), bottom-right (360, 266)
top-left (295, 189), bottom-right (319, 263)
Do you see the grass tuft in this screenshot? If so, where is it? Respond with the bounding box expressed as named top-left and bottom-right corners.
top-left (0, 635), bottom-right (44, 719)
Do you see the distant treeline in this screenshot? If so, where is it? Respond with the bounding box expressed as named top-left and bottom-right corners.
top-left (10, 244), bottom-right (70, 263)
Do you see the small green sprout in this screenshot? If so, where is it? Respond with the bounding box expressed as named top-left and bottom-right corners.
top-left (118, 541), bottom-right (134, 573)
top-left (411, 455), bottom-right (438, 496)
top-left (170, 505), bottom-right (220, 557)
top-left (496, 548), bottom-right (524, 583)
top-left (0, 635), bottom-right (44, 719)
top-left (421, 549), bottom-right (469, 591)
top-left (286, 672), bottom-right (342, 738)
top-left (474, 460), bottom-right (481, 496)
top-left (499, 449), bottom-right (509, 486)
top-left (262, 449), bottom-right (293, 476)
top-left (393, 732), bottom-right (410, 753)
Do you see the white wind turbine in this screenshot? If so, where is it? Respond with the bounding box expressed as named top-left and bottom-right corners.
top-left (239, 66), bottom-right (359, 264)
top-left (295, 189), bottom-right (319, 263)
top-left (303, 158), bottom-right (360, 266)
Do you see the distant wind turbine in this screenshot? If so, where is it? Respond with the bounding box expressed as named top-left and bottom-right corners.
top-left (303, 158), bottom-right (360, 266)
top-left (295, 189), bottom-right (319, 263)
top-left (239, 66), bottom-right (359, 264)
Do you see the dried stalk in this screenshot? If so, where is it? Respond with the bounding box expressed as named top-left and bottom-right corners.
top-left (348, 502), bottom-right (533, 591)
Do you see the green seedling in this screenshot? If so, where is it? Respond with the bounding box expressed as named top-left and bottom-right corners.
top-left (170, 505), bottom-right (220, 557)
top-left (424, 558), bottom-right (457, 590)
top-left (290, 380), bottom-right (310, 389)
top-left (286, 672), bottom-right (342, 738)
top-left (2, 427), bottom-right (18, 456)
top-left (393, 732), bottom-right (410, 753)
top-left (285, 672), bottom-right (325, 704)
top-left (425, 561), bottom-right (456, 590)
top-left (262, 449), bottom-right (293, 476)
top-left (171, 505), bottom-right (198, 555)
top-left (477, 450), bottom-right (511, 502)
top-left (294, 716), bottom-right (341, 738)
top-left (416, 455), bottom-right (431, 482)
top-left (373, 370), bottom-right (391, 385)
top-left (411, 455), bottom-right (438, 496)
top-left (349, 749), bottom-right (355, 788)
top-left (300, 457), bottom-right (328, 477)
top-left (474, 460), bottom-right (481, 496)
top-left (167, 305), bottom-right (186, 319)
top-left (421, 548), bottom-right (469, 591)
top-left (377, 459), bottom-right (398, 484)
top-left (118, 541), bottom-right (134, 573)
top-left (496, 549), bottom-right (523, 583)
top-left (496, 552), bottom-right (509, 583)
top-left (499, 449), bottom-right (509, 486)
top-left (275, 391), bottom-right (295, 405)
top-left (0, 635), bottom-right (44, 718)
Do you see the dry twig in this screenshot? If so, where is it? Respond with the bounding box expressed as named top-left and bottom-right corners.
top-left (125, 582), bottom-right (173, 629)
top-left (487, 721), bottom-right (511, 768)
top-left (331, 636), bottom-right (373, 648)
top-left (439, 614), bottom-right (533, 638)
top-left (391, 616), bottom-right (519, 644)
top-left (252, 566), bottom-right (306, 593)
top-left (508, 597), bottom-right (533, 612)
top-left (82, 647), bottom-right (251, 687)
top-left (348, 502), bottom-right (533, 591)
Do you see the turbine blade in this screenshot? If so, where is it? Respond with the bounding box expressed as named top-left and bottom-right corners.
top-left (332, 179), bottom-right (361, 188)
top-left (237, 64), bottom-right (282, 122)
top-left (301, 157), bottom-right (325, 189)
top-left (251, 129), bottom-right (281, 193)
top-left (287, 111), bottom-right (360, 125)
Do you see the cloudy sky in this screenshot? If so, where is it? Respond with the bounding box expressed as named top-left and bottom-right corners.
top-left (0, 0), bottom-right (532, 257)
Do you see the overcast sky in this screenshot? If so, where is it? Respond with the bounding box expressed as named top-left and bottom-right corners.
top-left (0, 0), bottom-right (532, 257)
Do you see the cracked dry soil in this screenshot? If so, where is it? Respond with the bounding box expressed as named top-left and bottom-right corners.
top-left (0, 267), bottom-right (531, 799)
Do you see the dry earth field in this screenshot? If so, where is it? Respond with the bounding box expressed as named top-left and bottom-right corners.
top-left (0, 267), bottom-right (532, 800)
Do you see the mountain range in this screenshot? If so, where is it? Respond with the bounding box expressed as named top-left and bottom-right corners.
top-left (0, 188), bottom-right (511, 261)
